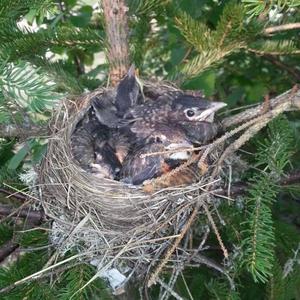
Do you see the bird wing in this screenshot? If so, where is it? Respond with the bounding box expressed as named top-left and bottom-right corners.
top-left (91, 94), bottom-right (119, 128)
top-left (120, 143), bottom-right (164, 185)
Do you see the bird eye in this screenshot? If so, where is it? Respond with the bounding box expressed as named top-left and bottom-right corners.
top-left (186, 109), bottom-right (195, 117)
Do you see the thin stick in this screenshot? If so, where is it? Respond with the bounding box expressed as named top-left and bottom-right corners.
top-left (156, 278), bottom-right (184, 300)
top-left (147, 202), bottom-right (201, 287)
top-left (202, 203), bottom-right (228, 258)
top-left (264, 23), bottom-right (300, 34)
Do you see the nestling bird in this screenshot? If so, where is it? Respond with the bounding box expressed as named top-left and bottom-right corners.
top-left (71, 107), bottom-right (122, 179)
top-left (119, 92), bottom-right (226, 142)
top-left (91, 137), bottom-right (122, 179)
top-left (120, 124), bottom-right (194, 185)
top-left (91, 92), bottom-right (119, 128)
top-left (115, 65), bottom-right (142, 117)
top-left (91, 65), bottom-right (142, 128)
top-left (118, 93), bottom-right (226, 185)
top-left (83, 66), bottom-right (142, 178)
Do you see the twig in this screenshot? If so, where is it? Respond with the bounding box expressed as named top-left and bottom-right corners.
top-left (264, 23), bottom-right (300, 34)
top-left (147, 202), bottom-right (201, 287)
top-left (0, 205), bottom-right (44, 224)
top-left (191, 254), bottom-right (235, 290)
top-left (212, 88), bottom-right (298, 178)
top-left (247, 48), bottom-right (300, 56)
top-left (102, 0), bottom-right (130, 86)
top-left (202, 202), bottom-right (228, 259)
top-left (0, 188), bottom-right (28, 201)
top-left (263, 55), bottom-right (300, 82)
top-left (0, 240), bottom-right (19, 263)
top-left (156, 278), bottom-right (184, 300)
top-left (0, 261), bottom-right (82, 295)
top-left (222, 87), bottom-right (300, 128)
top-left (0, 124), bottom-right (49, 138)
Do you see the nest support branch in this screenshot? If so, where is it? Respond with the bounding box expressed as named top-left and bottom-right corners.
top-left (102, 0), bottom-right (130, 86)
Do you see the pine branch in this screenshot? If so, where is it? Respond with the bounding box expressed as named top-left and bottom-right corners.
top-left (102, 0), bottom-right (130, 86)
top-left (241, 116), bottom-right (295, 283)
top-left (242, 0), bottom-right (300, 19)
top-left (215, 170), bottom-right (300, 197)
top-left (128, 0), bottom-right (169, 15)
top-left (0, 61), bottom-right (64, 113)
top-left (247, 40), bottom-right (300, 56)
top-left (174, 3), bottom-right (256, 79)
top-left (0, 26), bottom-right (103, 60)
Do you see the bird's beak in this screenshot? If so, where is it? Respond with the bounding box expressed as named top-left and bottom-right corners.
top-left (127, 64), bottom-right (136, 77)
top-left (197, 101), bottom-right (227, 122)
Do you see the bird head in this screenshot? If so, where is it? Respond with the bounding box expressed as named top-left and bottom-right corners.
top-left (168, 94), bottom-right (227, 123)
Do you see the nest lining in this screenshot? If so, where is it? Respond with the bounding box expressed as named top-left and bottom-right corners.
top-left (37, 81), bottom-right (298, 292)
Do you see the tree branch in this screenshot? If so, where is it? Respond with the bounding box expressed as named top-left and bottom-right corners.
top-left (0, 188), bottom-right (28, 201)
top-left (264, 23), bottom-right (300, 34)
top-left (222, 86), bottom-right (300, 128)
top-left (0, 240), bottom-right (19, 263)
top-left (215, 170), bottom-right (300, 198)
top-left (0, 205), bottom-right (45, 224)
top-left (0, 123), bottom-right (49, 138)
top-left (263, 55), bottom-right (300, 82)
top-left (102, 0), bottom-right (130, 86)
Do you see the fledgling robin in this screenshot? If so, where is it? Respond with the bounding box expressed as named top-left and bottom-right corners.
top-left (118, 93), bottom-right (226, 185)
top-left (90, 137), bottom-right (122, 179)
top-left (115, 65), bottom-right (142, 117)
top-left (71, 107), bottom-right (122, 179)
top-left (120, 124), bottom-right (194, 185)
top-left (119, 92), bottom-right (226, 142)
top-left (180, 120), bottom-right (221, 145)
top-left (91, 66), bottom-right (141, 128)
top-left (84, 66), bottom-right (142, 177)
top-left (91, 92), bottom-right (119, 128)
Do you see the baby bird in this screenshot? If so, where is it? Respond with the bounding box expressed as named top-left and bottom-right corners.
top-left (119, 92), bottom-right (226, 142)
top-left (120, 124), bottom-right (193, 185)
top-left (91, 65), bottom-right (141, 128)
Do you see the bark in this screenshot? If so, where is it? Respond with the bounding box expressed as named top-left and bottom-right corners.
top-left (102, 0), bottom-right (130, 86)
top-left (265, 23), bottom-right (300, 34)
top-left (0, 240), bottom-right (19, 263)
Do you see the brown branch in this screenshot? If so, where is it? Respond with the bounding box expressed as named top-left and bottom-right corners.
top-left (264, 23), bottom-right (300, 35)
top-left (247, 48), bottom-right (300, 56)
top-left (263, 55), bottom-right (300, 82)
top-left (0, 240), bottom-right (19, 263)
top-left (0, 205), bottom-right (45, 224)
top-left (222, 87), bottom-right (300, 129)
top-left (0, 188), bottom-right (28, 201)
top-left (214, 170), bottom-right (300, 198)
top-left (102, 0), bottom-right (130, 86)
top-left (0, 123), bottom-right (49, 138)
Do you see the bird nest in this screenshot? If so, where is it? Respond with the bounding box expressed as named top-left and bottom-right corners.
top-left (38, 81), bottom-right (299, 295)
